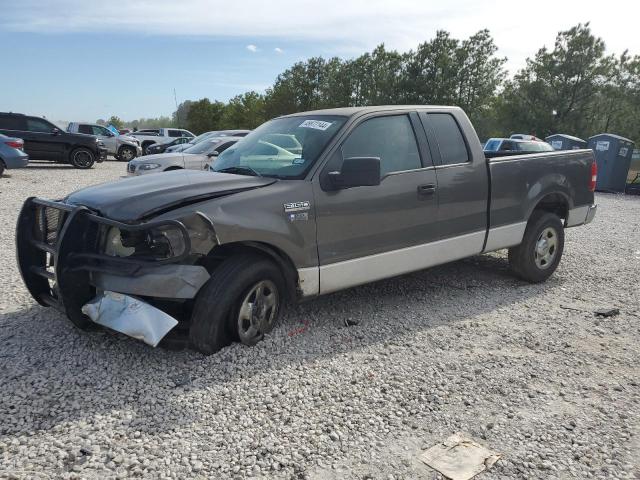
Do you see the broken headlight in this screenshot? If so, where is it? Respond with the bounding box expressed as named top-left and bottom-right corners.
top-left (104, 225), bottom-right (187, 260)
top-left (103, 214), bottom-right (217, 261)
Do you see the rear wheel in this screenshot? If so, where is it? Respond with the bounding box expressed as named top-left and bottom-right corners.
top-left (508, 211), bottom-right (564, 283)
top-left (189, 254), bottom-right (285, 355)
top-left (117, 145), bottom-right (136, 162)
top-left (70, 148), bottom-right (95, 169)
top-left (0, 160), bottom-right (5, 177)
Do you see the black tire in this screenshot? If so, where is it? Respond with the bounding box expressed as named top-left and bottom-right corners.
top-left (69, 148), bottom-right (95, 169)
top-left (164, 166), bottom-right (183, 171)
top-left (0, 160), bottom-right (5, 177)
top-left (117, 145), bottom-right (136, 162)
top-left (189, 254), bottom-right (285, 355)
top-left (142, 142), bottom-right (155, 155)
top-left (508, 211), bottom-right (564, 283)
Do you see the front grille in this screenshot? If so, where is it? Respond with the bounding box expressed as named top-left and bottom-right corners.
top-left (17, 199), bottom-right (75, 311)
top-left (35, 205), bottom-right (67, 246)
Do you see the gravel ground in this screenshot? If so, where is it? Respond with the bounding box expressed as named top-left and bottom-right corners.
top-left (0, 161), bottom-right (638, 479)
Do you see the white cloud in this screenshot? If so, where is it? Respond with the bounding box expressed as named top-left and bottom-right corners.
top-left (2, 0), bottom-right (639, 72)
top-left (274, 47), bottom-right (283, 54)
top-left (246, 44), bottom-right (258, 52)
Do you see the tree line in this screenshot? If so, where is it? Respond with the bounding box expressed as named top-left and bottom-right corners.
top-left (101, 23), bottom-right (640, 143)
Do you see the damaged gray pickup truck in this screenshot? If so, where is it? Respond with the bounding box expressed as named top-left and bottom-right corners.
top-left (17, 106), bottom-right (598, 354)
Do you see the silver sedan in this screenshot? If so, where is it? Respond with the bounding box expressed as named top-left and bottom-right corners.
top-left (127, 137), bottom-right (238, 176)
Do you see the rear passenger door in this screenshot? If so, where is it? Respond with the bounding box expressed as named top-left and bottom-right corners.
top-left (313, 112), bottom-right (439, 293)
top-left (418, 111), bottom-right (488, 251)
top-left (24, 117), bottom-right (64, 160)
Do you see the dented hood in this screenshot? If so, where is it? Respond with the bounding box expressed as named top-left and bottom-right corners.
top-left (65, 170), bottom-right (276, 222)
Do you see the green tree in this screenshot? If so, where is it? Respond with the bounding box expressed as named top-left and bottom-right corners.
top-left (173, 100), bottom-right (193, 129)
top-left (497, 23), bottom-right (615, 139)
top-left (185, 98), bottom-right (226, 134)
top-left (107, 115), bottom-right (124, 129)
top-left (221, 92), bottom-right (266, 129)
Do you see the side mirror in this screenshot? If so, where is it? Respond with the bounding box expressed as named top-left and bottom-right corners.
top-left (207, 151), bottom-right (219, 158)
top-left (325, 156), bottom-right (380, 190)
top-left (51, 128), bottom-right (61, 136)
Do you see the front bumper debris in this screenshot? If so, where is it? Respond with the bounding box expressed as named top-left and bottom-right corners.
top-left (16, 197), bottom-right (193, 328)
top-left (82, 291), bottom-right (178, 346)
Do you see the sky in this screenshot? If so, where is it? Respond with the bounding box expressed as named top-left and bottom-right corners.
top-left (1, 0), bottom-right (638, 123)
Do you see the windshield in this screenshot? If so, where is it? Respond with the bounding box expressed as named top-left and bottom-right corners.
top-left (184, 139), bottom-right (220, 155)
top-left (189, 132), bottom-right (214, 144)
top-left (212, 115), bottom-right (347, 178)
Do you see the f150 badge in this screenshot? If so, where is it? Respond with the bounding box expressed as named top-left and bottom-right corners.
top-left (284, 201), bottom-right (311, 222)
top-left (283, 201), bottom-right (310, 213)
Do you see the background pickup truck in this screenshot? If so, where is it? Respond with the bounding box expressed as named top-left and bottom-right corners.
top-left (129, 127), bottom-right (195, 154)
top-left (67, 123), bottom-right (143, 161)
top-left (16, 106), bottom-right (597, 354)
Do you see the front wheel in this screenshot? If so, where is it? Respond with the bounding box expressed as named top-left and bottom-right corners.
top-left (508, 211), bottom-right (564, 283)
top-left (189, 254), bottom-right (285, 355)
top-left (70, 148), bottom-right (95, 169)
top-left (117, 145), bottom-right (137, 162)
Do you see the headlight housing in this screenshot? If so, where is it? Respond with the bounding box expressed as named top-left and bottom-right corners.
top-left (102, 214), bottom-right (217, 262)
top-left (139, 163), bottom-right (161, 170)
top-left (104, 225), bottom-right (187, 260)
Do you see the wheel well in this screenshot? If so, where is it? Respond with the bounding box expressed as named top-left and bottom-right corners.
top-left (200, 242), bottom-right (299, 301)
top-left (531, 193), bottom-right (569, 222)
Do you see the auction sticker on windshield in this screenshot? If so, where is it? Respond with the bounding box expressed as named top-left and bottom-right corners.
top-left (299, 119), bottom-right (333, 131)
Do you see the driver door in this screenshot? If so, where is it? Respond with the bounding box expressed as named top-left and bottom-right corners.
top-left (313, 112), bottom-right (439, 294)
top-left (93, 125), bottom-right (116, 154)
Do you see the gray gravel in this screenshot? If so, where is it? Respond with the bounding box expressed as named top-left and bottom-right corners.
top-left (1, 161), bottom-right (639, 479)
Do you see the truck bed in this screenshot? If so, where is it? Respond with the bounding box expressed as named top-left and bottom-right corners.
top-left (484, 149), bottom-right (595, 251)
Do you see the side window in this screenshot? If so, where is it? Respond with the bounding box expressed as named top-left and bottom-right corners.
top-left (181, 130), bottom-right (193, 138)
top-left (26, 118), bottom-right (56, 133)
top-left (78, 124), bottom-right (93, 135)
top-left (502, 141), bottom-right (514, 151)
top-left (341, 115), bottom-right (421, 176)
top-left (0, 116), bottom-right (25, 130)
top-left (168, 129), bottom-right (182, 137)
top-left (215, 141), bottom-right (235, 154)
top-left (428, 113), bottom-right (469, 165)
top-left (94, 126), bottom-right (111, 136)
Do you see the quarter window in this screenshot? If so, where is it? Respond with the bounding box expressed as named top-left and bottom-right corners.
top-left (428, 113), bottom-right (469, 165)
top-left (341, 115), bottom-right (421, 176)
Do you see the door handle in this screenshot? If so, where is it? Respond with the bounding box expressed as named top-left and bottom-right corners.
top-left (417, 184), bottom-right (436, 196)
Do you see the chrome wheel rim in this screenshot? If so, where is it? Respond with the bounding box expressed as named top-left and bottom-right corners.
top-left (534, 227), bottom-right (558, 269)
top-left (121, 148), bottom-right (134, 160)
top-left (237, 280), bottom-right (279, 344)
top-left (74, 150), bottom-right (93, 167)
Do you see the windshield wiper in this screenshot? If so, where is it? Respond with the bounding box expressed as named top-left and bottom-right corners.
top-left (215, 166), bottom-right (262, 177)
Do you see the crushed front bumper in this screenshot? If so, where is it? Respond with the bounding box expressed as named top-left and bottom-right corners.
top-left (16, 197), bottom-right (205, 329)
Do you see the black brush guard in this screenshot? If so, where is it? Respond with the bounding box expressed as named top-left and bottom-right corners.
top-left (16, 197), bottom-right (191, 328)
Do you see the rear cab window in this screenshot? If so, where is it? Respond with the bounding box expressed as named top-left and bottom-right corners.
top-left (426, 113), bottom-right (469, 165)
